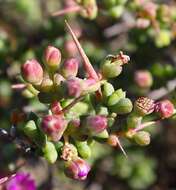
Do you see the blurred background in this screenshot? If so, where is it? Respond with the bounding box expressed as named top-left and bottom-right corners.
top-left (0, 0), bottom-right (176, 189)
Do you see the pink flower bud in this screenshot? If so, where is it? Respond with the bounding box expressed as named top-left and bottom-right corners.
top-left (41, 115), bottom-right (67, 141)
top-left (85, 115), bottom-right (108, 135)
top-left (21, 59), bottom-right (43, 85)
top-left (61, 58), bottom-right (79, 78)
top-left (134, 70), bottom-right (153, 88)
top-left (50, 101), bottom-right (62, 115)
top-left (155, 100), bottom-right (175, 119)
top-left (62, 77), bottom-right (83, 98)
top-left (45, 46), bottom-right (61, 70)
top-left (64, 39), bottom-right (78, 57)
top-left (64, 157), bottom-right (90, 180)
top-left (143, 2), bottom-right (157, 18)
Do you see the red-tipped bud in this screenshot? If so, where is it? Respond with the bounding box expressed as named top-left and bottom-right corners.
top-left (21, 59), bottom-right (43, 85)
top-left (45, 46), bottom-right (61, 70)
top-left (134, 70), bottom-right (153, 88)
top-left (85, 115), bottom-right (108, 135)
top-left (50, 101), bottom-right (62, 115)
top-left (41, 115), bottom-right (67, 141)
top-left (155, 100), bottom-right (175, 119)
top-left (62, 77), bottom-right (83, 98)
top-left (61, 58), bottom-right (79, 78)
top-left (64, 157), bottom-right (90, 180)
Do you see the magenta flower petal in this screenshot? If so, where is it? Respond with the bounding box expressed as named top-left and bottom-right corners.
top-left (6, 172), bottom-right (36, 190)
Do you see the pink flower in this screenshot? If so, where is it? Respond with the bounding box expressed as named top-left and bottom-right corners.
top-left (155, 100), bottom-right (175, 119)
top-left (5, 172), bottom-right (36, 190)
top-left (41, 115), bottom-right (67, 141)
top-left (61, 58), bottom-right (79, 78)
top-left (134, 70), bottom-right (153, 88)
top-left (64, 157), bottom-right (90, 180)
top-left (85, 115), bottom-right (108, 134)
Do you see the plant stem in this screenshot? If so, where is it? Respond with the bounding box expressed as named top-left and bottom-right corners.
top-left (11, 84), bottom-right (26, 90)
top-left (133, 120), bottom-right (158, 133)
top-left (52, 5), bottom-right (81, 17)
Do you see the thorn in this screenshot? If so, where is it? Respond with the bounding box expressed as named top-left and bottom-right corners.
top-left (116, 136), bottom-right (128, 158)
top-left (11, 84), bottom-right (26, 90)
top-left (51, 5), bottom-right (81, 17)
top-left (65, 20), bottom-right (99, 81)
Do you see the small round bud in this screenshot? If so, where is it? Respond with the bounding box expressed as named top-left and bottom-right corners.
top-left (101, 60), bottom-right (122, 78)
top-left (23, 120), bottom-right (38, 138)
top-left (102, 82), bottom-right (115, 97)
top-left (64, 39), bottom-right (78, 57)
top-left (110, 98), bottom-right (133, 115)
top-left (21, 59), bottom-right (43, 85)
top-left (134, 97), bottom-right (155, 116)
top-left (143, 2), bottom-right (157, 18)
top-left (76, 141), bottom-right (91, 159)
top-left (43, 141), bottom-right (58, 164)
top-left (133, 131), bottom-right (151, 146)
top-left (155, 30), bottom-right (171, 48)
top-left (61, 58), bottom-right (79, 78)
top-left (64, 157), bottom-right (90, 180)
top-left (81, 0), bottom-right (98, 19)
top-left (61, 77), bottom-right (83, 98)
top-left (109, 5), bottom-right (124, 19)
top-left (96, 106), bottom-right (109, 116)
top-left (45, 46), bottom-right (61, 71)
top-left (41, 115), bottom-right (67, 142)
top-left (134, 70), bottom-right (153, 88)
top-left (155, 100), bottom-right (175, 119)
top-left (61, 144), bottom-right (78, 161)
top-left (107, 89), bottom-right (126, 106)
top-left (84, 115), bottom-right (108, 135)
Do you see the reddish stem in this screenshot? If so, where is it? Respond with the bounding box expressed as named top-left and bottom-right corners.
top-left (11, 84), bottom-right (26, 90)
top-left (52, 5), bottom-right (82, 17)
top-left (58, 96), bottom-right (84, 114)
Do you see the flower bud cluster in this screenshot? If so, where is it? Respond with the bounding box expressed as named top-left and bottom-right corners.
top-left (14, 23), bottom-right (175, 181)
top-left (124, 97), bottom-right (175, 146)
